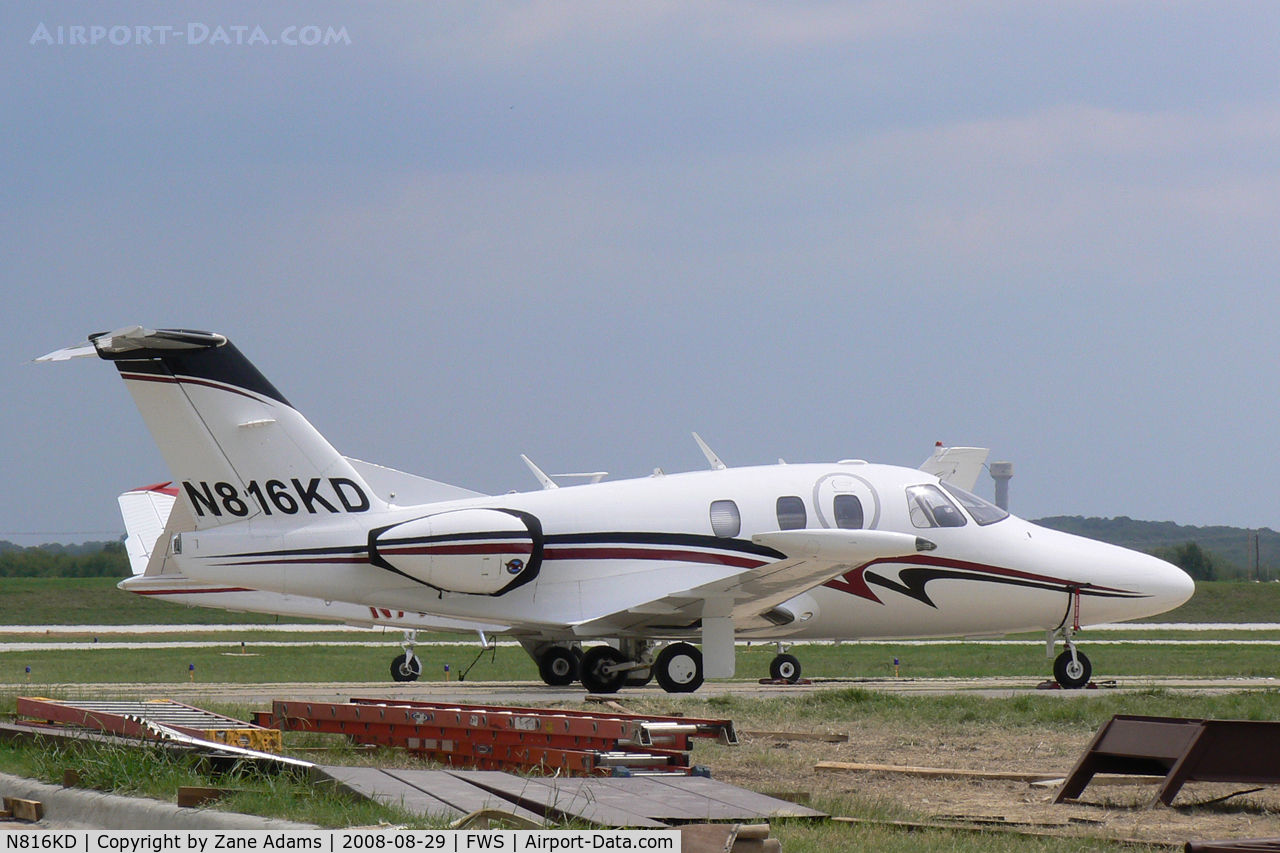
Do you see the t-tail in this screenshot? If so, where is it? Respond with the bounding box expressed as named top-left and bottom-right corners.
top-left (39, 326), bottom-right (387, 529)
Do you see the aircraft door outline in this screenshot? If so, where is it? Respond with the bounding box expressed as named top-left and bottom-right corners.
top-left (812, 473), bottom-right (880, 530)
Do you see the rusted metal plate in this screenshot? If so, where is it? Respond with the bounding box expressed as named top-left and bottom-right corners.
top-left (1056, 715), bottom-right (1280, 807)
top-left (1094, 716), bottom-right (1202, 760)
top-left (642, 775), bottom-right (828, 820)
top-left (445, 770), bottom-right (669, 828)
top-left (312, 766), bottom-right (473, 821)
top-left (381, 770), bottom-right (547, 824)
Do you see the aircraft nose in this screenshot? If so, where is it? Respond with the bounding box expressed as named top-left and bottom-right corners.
top-left (1022, 522), bottom-right (1196, 623)
top-left (1143, 552), bottom-right (1196, 615)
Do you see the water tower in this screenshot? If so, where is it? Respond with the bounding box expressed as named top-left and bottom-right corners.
top-left (989, 461), bottom-right (1014, 511)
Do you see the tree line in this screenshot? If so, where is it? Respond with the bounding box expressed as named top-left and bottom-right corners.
top-left (0, 540), bottom-right (131, 578)
top-left (1033, 516), bottom-right (1279, 582)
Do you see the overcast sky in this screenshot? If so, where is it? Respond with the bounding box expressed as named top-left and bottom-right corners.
top-left (3, 2), bottom-right (1279, 544)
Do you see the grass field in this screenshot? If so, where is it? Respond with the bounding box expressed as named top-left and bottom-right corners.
top-left (0, 577), bottom-right (291, 625)
top-left (1144, 579), bottom-right (1280, 622)
top-left (3, 637), bottom-right (1279, 685)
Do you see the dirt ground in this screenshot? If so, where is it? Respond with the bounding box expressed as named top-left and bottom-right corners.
top-left (701, 718), bottom-right (1280, 847)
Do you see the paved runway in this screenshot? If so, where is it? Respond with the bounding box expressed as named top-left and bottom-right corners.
top-left (23, 674), bottom-right (1280, 706)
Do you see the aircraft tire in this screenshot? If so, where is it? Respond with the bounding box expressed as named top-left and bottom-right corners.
top-left (580, 646), bottom-right (628, 694)
top-left (654, 642), bottom-right (704, 693)
top-left (769, 653), bottom-right (802, 683)
top-left (390, 653), bottom-right (421, 683)
top-left (538, 646), bottom-right (580, 686)
top-left (1053, 649), bottom-right (1091, 689)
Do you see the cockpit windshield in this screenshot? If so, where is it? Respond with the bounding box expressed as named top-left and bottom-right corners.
top-left (940, 482), bottom-right (1010, 526)
top-left (905, 484), bottom-right (967, 528)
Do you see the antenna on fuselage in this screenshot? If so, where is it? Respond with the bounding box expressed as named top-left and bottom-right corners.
top-left (692, 432), bottom-right (727, 470)
top-left (520, 454), bottom-right (559, 490)
top-left (554, 471), bottom-right (609, 484)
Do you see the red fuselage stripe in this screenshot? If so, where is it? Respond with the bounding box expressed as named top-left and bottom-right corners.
top-left (121, 372), bottom-right (261, 401)
top-left (132, 587), bottom-right (254, 595)
top-left (381, 543), bottom-right (534, 557)
top-left (544, 547), bottom-right (765, 569)
top-left (871, 553), bottom-right (1128, 593)
top-left (211, 545), bottom-right (764, 570)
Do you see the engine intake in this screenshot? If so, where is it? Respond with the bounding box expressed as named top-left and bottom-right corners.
top-left (368, 508), bottom-right (542, 595)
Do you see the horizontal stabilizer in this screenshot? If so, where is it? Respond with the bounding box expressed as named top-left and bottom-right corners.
top-left (346, 458), bottom-right (485, 505)
top-left (920, 445), bottom-right (989, 492)
top-left (117, 484), bottom-right (178, 575)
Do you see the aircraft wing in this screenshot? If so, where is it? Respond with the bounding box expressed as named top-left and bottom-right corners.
top-left (571, 529), bottom-right (931, 636)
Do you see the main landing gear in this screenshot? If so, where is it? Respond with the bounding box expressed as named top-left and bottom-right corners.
top-left (578, 640), bottom-right (681, 693)
top-left (537, 645), bottom-right (582, 686)
top-left (531, 639), bottom-right (809, 693)
top-left (532, 640), bottom-right (704, 694)
top-left (391, 630), bottom-right (422, 682)
top-left (653, 643), bottom-right (703, 693)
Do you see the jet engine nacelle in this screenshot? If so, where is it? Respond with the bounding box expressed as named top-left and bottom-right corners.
top-left (369, 508), bottom-right (541, 595)
top-left (764, 591), bottom-right (821, 628)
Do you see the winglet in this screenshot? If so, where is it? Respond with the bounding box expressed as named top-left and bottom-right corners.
top-left (520, 454), bottom-right (559, 490)
top-left (692, 432), bottom-right (727, 470)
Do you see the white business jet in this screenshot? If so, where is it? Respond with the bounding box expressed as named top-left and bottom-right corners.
top-left (42, 327), bottom-right (1193, 693)
top-left (111, 442), bottom-right (992, 683)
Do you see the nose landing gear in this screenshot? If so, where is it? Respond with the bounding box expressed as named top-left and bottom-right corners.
top-left (390, 630), bottom-right (421, 682)
top-left (1054, 645), bottom-right (1092, 689)
top-left (1047, 586), bottom-right (1094, 689)
top-left (768, 643), bottom-right (802, 683)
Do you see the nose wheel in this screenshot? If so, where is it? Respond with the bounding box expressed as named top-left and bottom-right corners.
top-left (391, 652), bottom-right (421, 682)
top-left (1050, 589), bottom-right (1093, 689)
top-left (1054, 648), bottom-right (1092, 689)
top-left (769, 652), bottom-right (802, 683)
top-left (390, 630), bottom-right (421, 682)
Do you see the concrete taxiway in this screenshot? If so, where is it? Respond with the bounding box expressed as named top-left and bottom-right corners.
top-left (16, 675), bottom-right (1279, 706)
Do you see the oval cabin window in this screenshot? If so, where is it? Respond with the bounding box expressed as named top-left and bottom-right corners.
top-left (833, 494), bottom-right (864, 529)
top-left (709, 500), bottom-right (741, 538)
top-left (776, 496), bottom-right (806, 530)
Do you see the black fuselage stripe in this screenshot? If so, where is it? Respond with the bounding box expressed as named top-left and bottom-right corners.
top-left (545, 532), bottom-right (786, 559)
top-left (223, 531), bottom-right (783, 561)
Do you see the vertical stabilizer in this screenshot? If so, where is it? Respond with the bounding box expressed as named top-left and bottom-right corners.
top-left (42, 327), bottom-right (386, 529)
